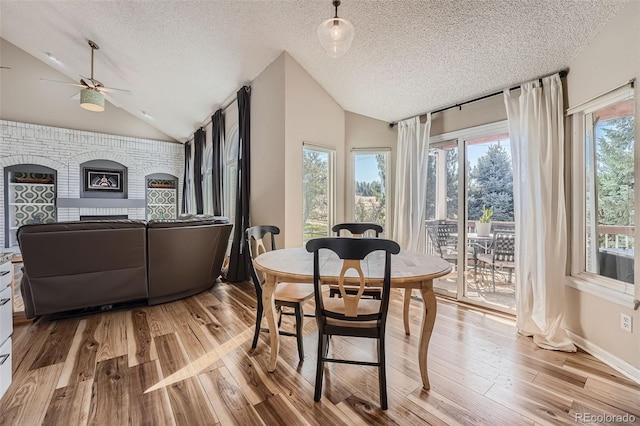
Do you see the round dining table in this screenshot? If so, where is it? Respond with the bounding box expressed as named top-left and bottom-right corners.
top-left (253, 246), bottom-right (451, 390)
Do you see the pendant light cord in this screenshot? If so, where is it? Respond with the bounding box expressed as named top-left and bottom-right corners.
top-left (333, 0), bottom-right (340, 18)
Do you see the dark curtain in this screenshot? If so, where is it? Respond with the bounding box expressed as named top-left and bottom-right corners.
top-left (226, 86), bottom-right (251, 282)
top-left (181, 141), bottom-right (191, 213)
top-left (193, 127), bottom-right (205, 214)
top-left (211, 109), bottom-right (225, 216)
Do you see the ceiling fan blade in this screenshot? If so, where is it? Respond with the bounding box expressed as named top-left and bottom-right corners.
top-left (41, 78), bottom-right (86, 88)
top-left (102, 92), bottom-right (121, 108)
top-left (98, 86), bottom-right (132, 95)
top-left (70, 91), bottom-right (81, 100)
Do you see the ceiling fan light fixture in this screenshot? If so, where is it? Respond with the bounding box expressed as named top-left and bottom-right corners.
top-left (317, 0), bottom-right (354, 58)
top-left (80, 88), bottom-right (104, 112)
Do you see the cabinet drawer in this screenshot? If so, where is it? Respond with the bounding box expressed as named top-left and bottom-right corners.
top-left (0, 337), bottom-right (12, 401)
top-left (0, 287), bottom-right (12, 343)
top-left (0, 261), bottom-right (11, 288)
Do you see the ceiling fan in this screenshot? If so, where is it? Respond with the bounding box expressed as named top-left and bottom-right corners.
top-left (41, 39), bottom-right (130, 112)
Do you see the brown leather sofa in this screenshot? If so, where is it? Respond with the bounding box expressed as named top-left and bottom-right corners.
top-left (18, 216), bottom-right (232, 318)
top-left (147, 216), bottom-right (231, 305)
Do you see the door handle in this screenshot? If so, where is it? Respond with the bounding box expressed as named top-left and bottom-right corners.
top-left (0, 354), bottom-right (9, 366)
top-left (0, 298), bottom-right (10, 306)
top-left (0, 271), bottom-right (9, 276)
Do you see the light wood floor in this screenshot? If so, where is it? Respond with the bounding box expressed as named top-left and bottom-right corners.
top-left (1, 281), bottom-right (639, 425)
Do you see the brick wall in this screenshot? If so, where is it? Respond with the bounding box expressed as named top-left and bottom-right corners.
top-left (0, 120), bottom-right (183, 249)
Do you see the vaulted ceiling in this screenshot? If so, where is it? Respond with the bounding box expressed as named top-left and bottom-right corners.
top-left (0, 0), bottom-right (628, 142)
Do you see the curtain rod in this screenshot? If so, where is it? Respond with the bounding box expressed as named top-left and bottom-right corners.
top-left (389, 70), bottom-right (568, 128)
top-left (198, 85), bottom-right (252, 130)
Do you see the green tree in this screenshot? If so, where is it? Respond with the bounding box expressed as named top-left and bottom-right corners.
top-left (302, 149), bottom-right (328, 231)
top-left (596, 116), bottom-right (634, 227)
top-left (467, 143), bottom-right (514, 222)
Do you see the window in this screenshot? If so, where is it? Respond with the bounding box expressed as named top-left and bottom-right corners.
top-left (302, 144), bottom-right (335, 242)
top-left (569, 85), bottom-right (635, 299)
top-left (352, 149), bottom-right (389, 235)
top-left (203, 144), bottom-right (213, 214)
top-left (224, 129), bottom-right (239, 222)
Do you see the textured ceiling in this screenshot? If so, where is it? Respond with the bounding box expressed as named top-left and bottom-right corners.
top-left (0, 0), bottom-right (627, 142)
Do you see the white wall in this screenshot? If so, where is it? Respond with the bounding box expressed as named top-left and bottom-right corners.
top-left (250, 55), bottom-right (286, 243)
top-left (0, 120), bottom-right (183, 248)
top-left (344, 112), bottom-right (397, 228)
top-left (248, 53), bottom-right (345, 248)
top-left (283, 53), bottom-right (345, 247)
top-left (564, 0), bottom-right (640, 375)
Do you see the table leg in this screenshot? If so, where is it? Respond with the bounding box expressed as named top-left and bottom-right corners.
top-left (403, 288), bottom-right (411, 335)
top-left (419, 280), bottom-right (436, 390)
top-left (262, 273), bottom-right (279, 372)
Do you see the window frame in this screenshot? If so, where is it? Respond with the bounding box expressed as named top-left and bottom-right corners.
top-left (203, 143), bottom-right (213, 215)
top-left (349, 148), bottom-right (390, 236)
top-left (223, 126), bottom-right (239, 222)
top-left (302, 142), bottom-right (336, 243)
top-left (567, 83), bottom-right (638, 308)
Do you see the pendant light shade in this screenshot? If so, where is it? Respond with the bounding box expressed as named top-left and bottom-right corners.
top-left (80, 88), bottom-right (105, 112)
top-left (317, 1), bottom-right (354, 58)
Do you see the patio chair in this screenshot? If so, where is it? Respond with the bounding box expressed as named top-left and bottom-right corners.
top-left (306, 236), bottom-right (400, 410)
top-left (426, 223), bottom-right (458, 267)
top-left (246, 225), bottom-right (314, 361)
top-left (476, 231), bottom-right (515, 291)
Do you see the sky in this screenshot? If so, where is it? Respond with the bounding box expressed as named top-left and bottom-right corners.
top-left (354, 154), bottom-right (381, 182)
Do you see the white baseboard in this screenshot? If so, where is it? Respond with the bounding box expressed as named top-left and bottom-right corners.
top-left (567, 330), bottom-right (640, 384)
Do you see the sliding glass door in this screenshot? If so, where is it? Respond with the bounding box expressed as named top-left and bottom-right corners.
top-left (428, 122), bottom-right (516, 313)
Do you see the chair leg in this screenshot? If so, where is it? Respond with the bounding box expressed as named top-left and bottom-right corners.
top-left (252, 305), bottom-right (263, 349)
top-left (377, 337), bottom-right (388, 410)
top-left (294, 303), bottom-right (305, 361)
top-left (492, 266), bottom-right (496, 292)
top-left (277, 306), bottom-right (283, 328)
top-left (314, 333), bottom-right (327, 402)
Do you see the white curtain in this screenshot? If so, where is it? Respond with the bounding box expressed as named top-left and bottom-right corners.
top-left (504, 75), bottom-right (576, 352)
top-left (393, 114), bottom-right (430, 252)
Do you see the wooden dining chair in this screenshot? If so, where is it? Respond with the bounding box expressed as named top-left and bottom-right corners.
top-left (332, 222), bottom-right (383, 238)
top-left (329, 222), bottom-right (384, 300)
top-left (246, 225), bottom-right (314, 361)
top-left (306, 237), bottom-right (400, 410)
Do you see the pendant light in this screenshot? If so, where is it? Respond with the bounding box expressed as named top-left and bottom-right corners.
top-left (317, 0), bottom-right (354, 58)
top-left (80, 88), bottom-right (105, 112)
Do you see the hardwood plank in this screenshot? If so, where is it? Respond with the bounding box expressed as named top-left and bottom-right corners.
top-left (43, 379), bottom-right (93, 426)
top-left (57, 315), bottom-right (100, 388)
top-left (95, 310), bottom-right (128, 362)
top-left (146, 304), bottom-right (178, 338)
top-left (30, 319), bottom-right (79, 370)
top-left (129, 360), bottom-right (176, 426)
top-left (0, 363), bottom-right (64, 426)
top-left (221, 344), bottom-right (280, 405)
top-left (249, 339), bottom-right (356, 426)
top-left (88, 355), bottom-right (130, 426)
top-left (254, 393), bottom-right (310, 426)
top-left (484, 381), bottom-right (576, 424)
top-left (127, 308), bottom-right (157, 367)
top-left (154, 333), bottom-right (219, 425)
top-left (198, 366), bottom-right (265, 426)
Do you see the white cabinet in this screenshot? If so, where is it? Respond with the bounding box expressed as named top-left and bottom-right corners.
top-left (0, 284), bottom-right (12, 400)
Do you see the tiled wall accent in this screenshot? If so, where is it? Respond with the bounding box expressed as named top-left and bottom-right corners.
top-left (0, 120), bottom-right (183, 249)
